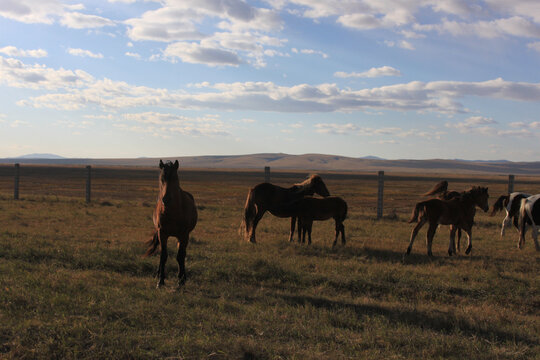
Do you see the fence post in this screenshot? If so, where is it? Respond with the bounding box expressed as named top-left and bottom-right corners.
top-left (508, 174), bottom-right (514, 194)
top-left (377, 170), bottom-right (384, 219)
top-left (264, 166), bottom-right (270, 183)
top-left (14, 163), bottom-right (19, 200)
top-left (86, 165), bottom-right (91, 203)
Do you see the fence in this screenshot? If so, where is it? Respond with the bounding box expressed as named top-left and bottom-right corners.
top-left (3, 163), bottom-right (525, 218)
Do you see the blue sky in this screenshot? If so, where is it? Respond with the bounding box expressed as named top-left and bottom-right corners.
top-left (1, 0), bottom-right (539, 160)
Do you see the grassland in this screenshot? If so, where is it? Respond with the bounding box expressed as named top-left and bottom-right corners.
top-left (0, 165), bottom-right (538, 359)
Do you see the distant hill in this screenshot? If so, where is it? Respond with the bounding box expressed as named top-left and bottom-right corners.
top-left (1, 153), bottom-right (540, 175)
top-left (15, 153), bottom-right (66, 159)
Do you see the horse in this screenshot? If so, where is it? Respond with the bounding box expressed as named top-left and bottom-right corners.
top-left (240, 174), bottom-right (330, 243)
top-left (422, 180), bottom-right (464, 251)
top-left (144, 160), bottom-right (198, 288)
top-left (490, 192), bottom-right (531, 237)
top-left (278, 196), bottom-right (347, 246)
top-left (406, 186), bottom-right (489, 256)
top-left (517, 194), bottom-right (540, 251)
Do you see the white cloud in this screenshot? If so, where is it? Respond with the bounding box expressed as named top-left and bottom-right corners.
top-left (291, 47), bottom-right (328, 58)
top-left (67, 48), bottom-right (104, 59)
top-left (60, 11), bottom-right (115, 29)
top-left (125, 52), bottom-right (141, 59)
top-left (0, 46), bottom-right (47, 58)
top-left (335, 66), bottom-right (401, 78)
top-left (162, 42), bottom-right (242, 66)
top-left (115, 112), bottom-right (231, 137)
top-left (528, 41), bottom-right (540, 53)
top-left (384, 40), bottom-right (415, 50)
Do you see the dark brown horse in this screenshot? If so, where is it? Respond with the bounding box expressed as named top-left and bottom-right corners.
top-left (423, 180), bottom-right (464, 251)
top-left (289, 196), bottom-right (348, 246)
top-left (406, 186), bottom-right (489, 256)
top-left (144, 160), bottom-right (198, 288)
top-left (240, 174), bottom-right (330, 243)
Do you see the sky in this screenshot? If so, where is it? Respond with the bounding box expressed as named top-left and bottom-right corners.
top-left (0, 0), bottom-right (540, 161)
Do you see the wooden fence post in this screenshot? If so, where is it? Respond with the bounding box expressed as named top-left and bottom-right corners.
top-left (377, 170), bottom-right (384, 219)
top-left (86, 165), bottom-right (91, 203)
top-left (14, 163), bottom-right (19, 200)
top-left (264, 166), bottom-right (270, 183)
top-left (508, 174), bottom-right (514, 194)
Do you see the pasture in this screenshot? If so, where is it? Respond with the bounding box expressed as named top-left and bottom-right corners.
top-left (0, 165), bottom-right (538, 359)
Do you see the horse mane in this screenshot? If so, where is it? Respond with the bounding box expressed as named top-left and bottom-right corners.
top-left (490, 194), bottom-right (509, 216)
top-left (423, 180), bottom-right (448, 196)
top-left (293, 174), bottom-right (321, 192)
top-left (461, 186), bottom-right (487, 202)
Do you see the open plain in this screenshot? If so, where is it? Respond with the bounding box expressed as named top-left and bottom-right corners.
top-left (0, 165), bottom-right (538, 359)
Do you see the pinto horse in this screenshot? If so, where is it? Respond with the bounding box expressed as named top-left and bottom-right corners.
top-left (240, 174), bottom-right (330, 243)
top-left (518, 194), bottom-right (540, 251)
top-left (490, 192), bottom-right (531, 237)
top-left (278, 196), bottom-right (347, 246)
top-left (144, 160), bottom-right (198, 288)
top-left (406, 186), bottom-right (489, 256)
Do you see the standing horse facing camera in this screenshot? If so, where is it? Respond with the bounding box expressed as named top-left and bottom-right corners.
top-left (240, 175), bottom-right (330, 243)
top-left (144, 160), bottom-right (198, 288)
top-left (406, 186), bottom-right (489, 257)
top-left (289, 196), bottom-right (348, 247)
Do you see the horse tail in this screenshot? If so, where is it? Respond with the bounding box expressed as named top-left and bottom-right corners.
top-left (341, 199), bottom-right (348, 222)
top-left (144, 232), bottom-right (160, 257)
top-left (490, 195), bottom-right (509, 216)
top-left (422, 180), bottom-right (448, 197)
top-left (239, 188), bottom-right (256, 240)
top-left (408, 202), bottom-right (426, 223)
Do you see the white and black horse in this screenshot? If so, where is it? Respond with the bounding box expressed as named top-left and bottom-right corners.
top-left (490, 192), bottom-right (531, 237)
top-left (518, 194), bottom-right (540, 251)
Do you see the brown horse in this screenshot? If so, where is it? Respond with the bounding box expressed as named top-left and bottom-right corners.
top-left (144, 160), bottom-right (198, 288)
top-left (423, 180), bottom-right (464, 251)
top-left (406, 186), bottom-right (489, 256)
top-left (289, 196), bottom-right (347, 247)
top-left (240, 174), bottom-right (330, 243)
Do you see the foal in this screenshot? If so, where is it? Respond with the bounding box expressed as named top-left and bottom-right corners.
top-left (144, 160), bottom-right (198, 288)
top-left (283, 196), bottom-right (347, 247)
top-left (406, 187), bottom-right (489, 256)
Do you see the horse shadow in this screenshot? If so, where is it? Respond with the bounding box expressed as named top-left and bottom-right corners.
top-left (279, 293), bottom-right (538, 347)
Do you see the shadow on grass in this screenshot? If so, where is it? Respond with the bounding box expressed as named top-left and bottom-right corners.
top-left (279, 293), bottom-right (538, 347)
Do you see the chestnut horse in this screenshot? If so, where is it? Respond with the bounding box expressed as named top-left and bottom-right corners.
top-left (240, 174), bottom-right (330, 243)
top-left (423, 180), bottom-right (464, 252)
top-left (286, 196), bottom-right (348, 247)
top-left (406, 186), bottom-right (489, 256)
top-left (144, 160), bottom-right (198, 288)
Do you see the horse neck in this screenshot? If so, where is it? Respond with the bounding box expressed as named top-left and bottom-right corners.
top-left (161, 177), bottom-right (181, 199)
top-left (292, 181), bottom-right (314, 196)
top-left (460, 191), bottom-right (479, 209)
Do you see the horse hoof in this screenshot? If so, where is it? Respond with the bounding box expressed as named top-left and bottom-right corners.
top-left (465, 247), bottom-right (472, 255)
top-left (156, 282), bottom-right (165, 289)
top-left (406, 248), bottom-right (411, 255)
top-left (448, 250), bottom-right (453, 256)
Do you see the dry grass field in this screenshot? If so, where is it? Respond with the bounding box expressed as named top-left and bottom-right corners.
top-left (0, 165), bottom-right (538, 359)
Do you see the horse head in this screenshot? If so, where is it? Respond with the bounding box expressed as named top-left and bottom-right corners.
top-left (472, 186), bottom-right (489, 213)
top-left (490, 194), bottom-right (509, 216)
top-left (310, 175), bottom-right (330, 197)
top-left (158, 159), bottom-right (179, 206)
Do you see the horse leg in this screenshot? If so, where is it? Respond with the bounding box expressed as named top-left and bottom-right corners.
top-left (249, 208), bottom-right (265, 243)
top-left (456, 228), bottom-right (462, 252)
top-left (333, 220), bottom-right (339, 247)
top-left (406, 218), bottom-right (426, 255)
top-left (501, 214), bottom-right (512, 237)
top-left (340, 223), bottom-right (346, 246)
top-left (448, 226), bottom-right (457, 256)
top-left (426, 223), bottom-right (437, 257)
top-left (157, 231), bottom-right (168, 288)
top-left (288, 217), bottom-right (296, 242)
top-left (464, 229), bottom-right (473, 255)
top-left (518, 223), bottom-right (527, 249)
top-left (176, 233), bottom-right (189, 287)
top-left (307, 221), bottom-right (313, 245)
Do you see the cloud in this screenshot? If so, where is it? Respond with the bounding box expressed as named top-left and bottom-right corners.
top-left (384, 40), bottom-right (415, 50)
top-left (67, 48), bottom-right (104, 59)
top-left (162, 42), bottom-right (242, 66)
top-left (0, 46), bottom-right (47, 58)
top-left (528, 41), bottom-right (540, 53)
top-left (6, 57), bottom-right (540, 114)
top-left (60, 11), bottom-right (115, 29)
top-left (125, 52), bottom-right (141, 59)
top-left (115, 112), bottom-right (231, 137)
top-left (335, 66), bottom-right (401, 78)
top-left (291, 48), bottom-right (328, 58)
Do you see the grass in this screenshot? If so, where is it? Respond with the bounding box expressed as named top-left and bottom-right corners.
top-left (0, 166), bottom-right (538, 359)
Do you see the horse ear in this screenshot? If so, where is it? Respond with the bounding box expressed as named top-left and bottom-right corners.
top-left (159, 160), bottom-right (164, 169)
top-left (174, 160), bottom-right (179, 169)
